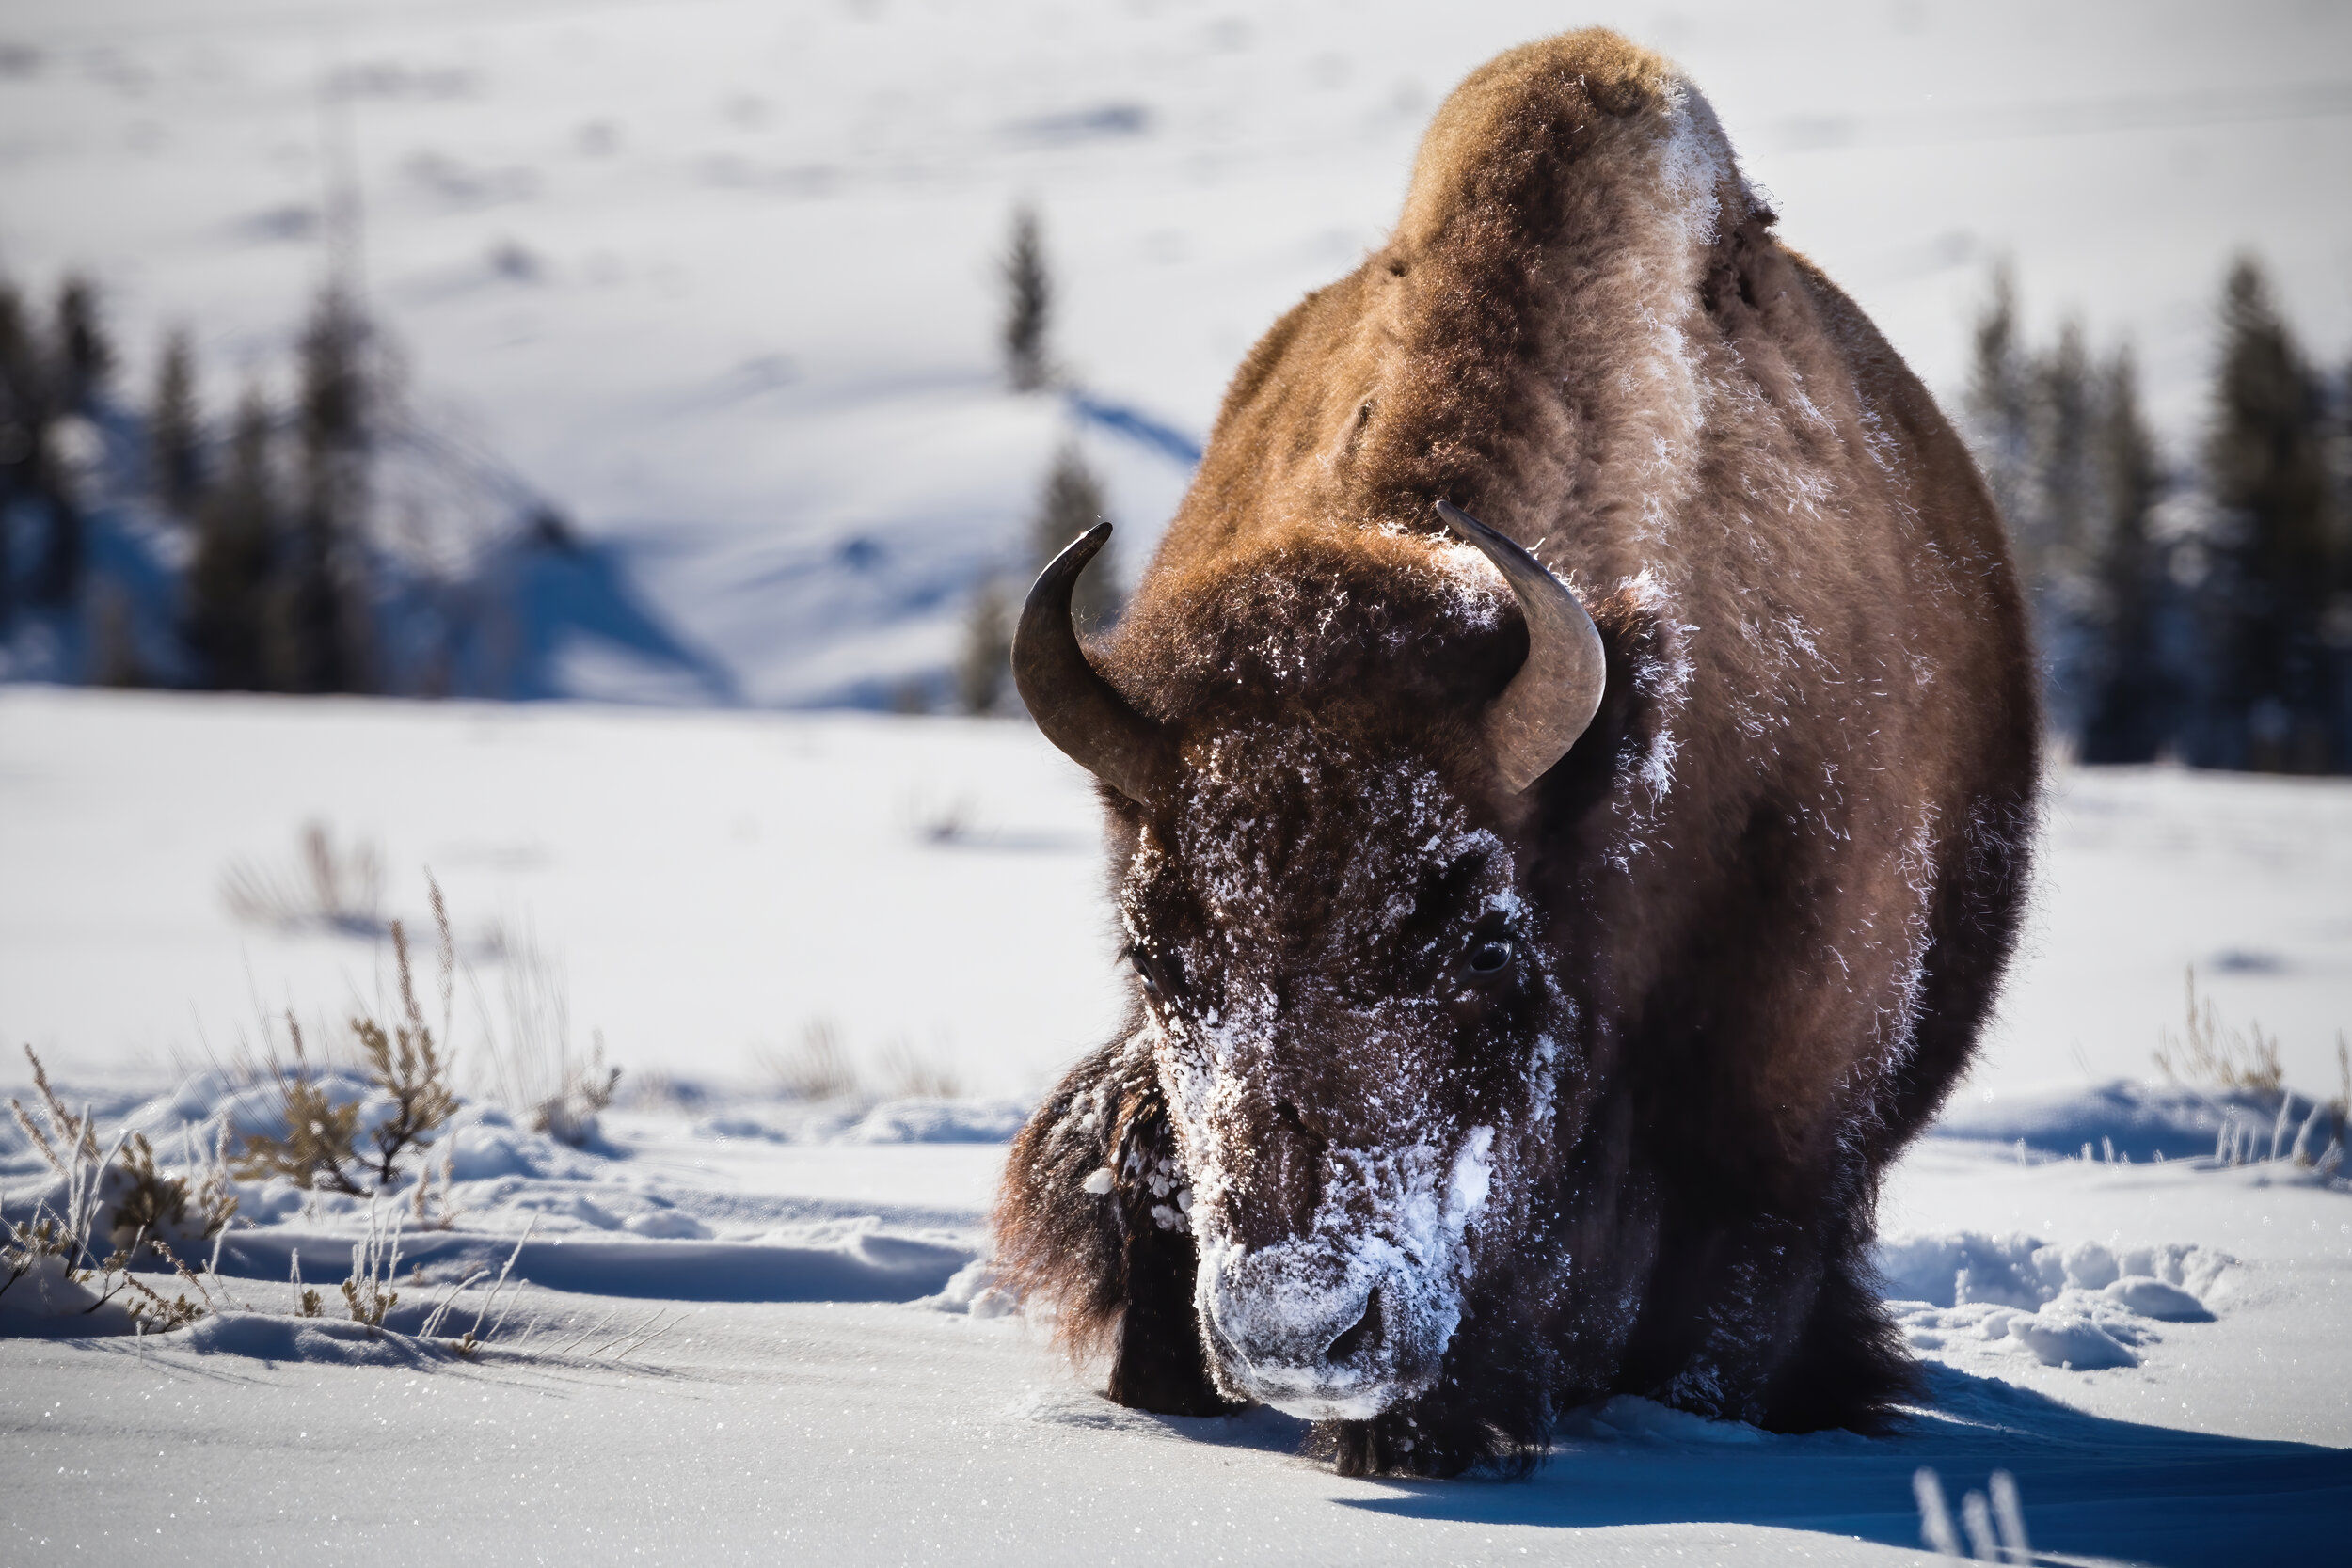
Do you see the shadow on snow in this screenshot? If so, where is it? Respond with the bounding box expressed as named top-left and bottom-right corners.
top-left (1335, 1365), bottom-right (2350, 1567)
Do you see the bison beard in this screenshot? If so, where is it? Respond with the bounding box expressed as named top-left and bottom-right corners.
top-left (993, 29), bottom-right (2038, 1478)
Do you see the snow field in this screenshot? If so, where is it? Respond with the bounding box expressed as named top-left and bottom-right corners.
top-left (4, 691), bottom-right (2350, 1562)
top-left (7, 688), bottom-right (2349, 1098)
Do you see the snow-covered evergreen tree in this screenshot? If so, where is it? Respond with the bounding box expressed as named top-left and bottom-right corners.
top-left (1001, 204), bottom-right (1053, 394)
top-left (150, 326), bottom-right (203, 518)
top-left (2197, 258), bottom-right (2338, 772)
top-left (1028, 441), bottom-right (1119, 632)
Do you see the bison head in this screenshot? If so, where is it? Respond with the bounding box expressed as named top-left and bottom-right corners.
top-left (1014, 504), bottom-right (1605, 1420)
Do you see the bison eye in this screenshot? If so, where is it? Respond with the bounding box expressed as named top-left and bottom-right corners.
top-left (1126, 947), bottom-right (1163, 998)
top-left (1466, 938), bottom-right (1515, 976)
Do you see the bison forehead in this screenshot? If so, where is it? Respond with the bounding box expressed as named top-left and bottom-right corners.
top-left (1127, 729), bottom-right (1523, 966)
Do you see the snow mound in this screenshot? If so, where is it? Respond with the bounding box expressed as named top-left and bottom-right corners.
top-left (1875, 1230), bottom-right (2229, 1309)
top-left (1880, 1229), bottom-right (2231, 1373)
top-left (183, 1312), bottom-right (447, 1368)
top-left (693, 1096), bottom-right (1029, 1146)
top-left (1932, 1078), bottom-right (2340, 1165)
top-left (0, 1256), bottom-right (135, 1336)
top-left (922, 1259), bottom-right (1020, 1318)
top-left (2006, 1308), bottom-right (2139, 1370)
top-left (2103, 1275), bottom-right (2212, 1322)
top-left (843, 1098), bottom-right (1031, 1145)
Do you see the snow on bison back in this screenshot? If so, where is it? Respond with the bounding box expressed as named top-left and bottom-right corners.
top-left (994, 28), bottom-right (2039, 1479)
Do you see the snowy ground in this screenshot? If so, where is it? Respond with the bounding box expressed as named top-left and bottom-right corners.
top-left (3, 0), bottom-right (2347, 701)
top-left (4, 689), bottom-right (2349, 1564)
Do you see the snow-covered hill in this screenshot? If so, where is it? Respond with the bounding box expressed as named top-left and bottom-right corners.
top-left (3, 0), bottom-right (2346, 703)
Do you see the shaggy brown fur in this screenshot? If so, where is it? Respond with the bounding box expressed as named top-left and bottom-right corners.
top-left (994, 28), bottom-right (2038, 1477)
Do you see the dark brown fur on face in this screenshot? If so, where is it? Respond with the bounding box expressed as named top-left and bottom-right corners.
top-left (993, 28), bottom-right (2039, 1478)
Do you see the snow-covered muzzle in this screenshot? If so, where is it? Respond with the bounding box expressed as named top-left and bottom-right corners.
top-left (1119, 723), bottom-right (1576, 1420)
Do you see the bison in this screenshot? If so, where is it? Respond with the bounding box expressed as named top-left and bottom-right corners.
top-left (993, 28), bottom-right (2039, 1478)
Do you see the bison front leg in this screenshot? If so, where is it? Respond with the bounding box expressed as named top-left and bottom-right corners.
top-left (993, 1032), bottom-right (1237, 1417)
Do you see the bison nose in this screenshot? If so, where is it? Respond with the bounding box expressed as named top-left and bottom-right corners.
top-left (1323, 1284), bottom-right (1384, 1367)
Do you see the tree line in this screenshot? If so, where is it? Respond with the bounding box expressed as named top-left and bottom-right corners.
top-left (0, 270), bottom-right (380, 692)
top-left (1969, 257), bottom-right (2352, 772)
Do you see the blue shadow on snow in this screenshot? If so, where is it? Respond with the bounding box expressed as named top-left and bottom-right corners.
top-left (1334, 1365), bottom-right (2350, 1568)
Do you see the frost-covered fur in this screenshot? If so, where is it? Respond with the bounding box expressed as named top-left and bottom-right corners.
top-left (993, 30), bottom-right (2038, 1478)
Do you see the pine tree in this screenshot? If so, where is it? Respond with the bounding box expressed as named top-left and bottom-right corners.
top-left (151, 327), bottom-right (203, 516)
top-left (0, 277), bottom-right (82, 610)
top-left (1029, 441), bottom-right (1120, 631)
top-left (2331, 360), bottom-right (2352, 763)
top-left (2079, 346), bottom-right (2169, 763)
top-left (2201, 257), bottom-right (2336, 772)
top-left (0, 280), bottom-right (35, 627)
top-left (268, 285), bottom-right (372, 693)
top-left (55, 272), bottom-right (112, 412)
top-left (1963, 263), bottom-right (2034, 555)
top-left (957, 575), bottom-right (1012, 715)
top-left (2025, 320), bottom-right (2100, 736)
top-left (186, 388), bottom-right (278, 690)
top-left (2033, 321), bottom-right (2096, 570)
top-left (1002, 205), bottom-right (1053, 393)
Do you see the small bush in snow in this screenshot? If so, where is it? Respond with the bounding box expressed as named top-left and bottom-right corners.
top-left (232, 915), bottom-right (456, 1196)
top-left (219, 819), bottom-right (384, 937)
top-left (109, 1128), bottom-right (238, 1255)
top-left (761, 1020), bottom-right (862, 1101)
top-left (2153, 966), bottom-right (2282, 1096)
top-left (5, 1048), bottom-right (219, 1334)
top-left (875, 1039), bottom-right (961, 1101)
top-left (467, 900), bottom-right (619, 1147)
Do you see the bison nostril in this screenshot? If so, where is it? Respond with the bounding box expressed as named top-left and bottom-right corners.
top-left (1324, 1286), bottom-right (1383, 1366)
top-left (1273, 1101), bottom-right (1324, 1143)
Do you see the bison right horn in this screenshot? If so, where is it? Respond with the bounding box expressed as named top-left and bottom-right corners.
top-left (1013, 522), bottom-right (1170, 804)
top-left (1436, 500), bottom-right (1607, 794)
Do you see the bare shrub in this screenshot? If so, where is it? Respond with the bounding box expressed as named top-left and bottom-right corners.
top-left (229, 1021), bottom-right (367, 1193)
top-left (464, 903), bottom-right (617, 1145)
top-left (758, 1020), bottom-right (862, 1101)
top-left (339, 1201), bottom-right (402, 1327)
top-left (2153, 966), bottom-right (2284, 1096)
top-left (5, 1048), bottom-right (215, 1333)
top-left (221, 820), bottom-right (385, 936)
top-left (108, 1129), bottom-right (238, 1256)
top-left (876, 1039), bottom-right (961, 1100)
top-left (232, 911), bottom-right (456, 1195)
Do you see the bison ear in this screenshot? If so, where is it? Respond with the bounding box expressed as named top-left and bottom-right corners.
top-left (1435, 501), bottom-right (1608, 794)
top-left (1013, 523), bottom-right (1172, 804)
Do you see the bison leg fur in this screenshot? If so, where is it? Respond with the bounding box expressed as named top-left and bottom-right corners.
top-left (994, 1032), bottom-right (1236, 1418)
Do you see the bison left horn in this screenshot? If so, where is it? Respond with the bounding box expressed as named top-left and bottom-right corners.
top-left (1013, 522), bottom-right (1170, 803)
top-left (1436, 500), bottom-right (1607, 794)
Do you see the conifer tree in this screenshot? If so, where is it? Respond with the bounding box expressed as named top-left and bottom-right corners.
top-left (151, 326), bottom-right (203, 517)
top-left (55, 272), bottom-right (112, 413)
top-left (1029, 441), bottom-right (1120, 631)
top-left (1963, 263), bottom-right (2034, 551)
top-left (269, 285), bottom-right (372, 693)
top-left (957, 575), bottom-right (1012, 715)
top-left (2025, 320), bottom-right (2098, 735)
top-left (185, 388), bottom-right (278, 690)
top-left (0, 281), bottom-right (33, 627)
top-left (0, 277), bottom-right (81, 609)
top-left (1001, 205), bottom-right (1053, 393)
top-left (2033, 321), bottom-right (2096, 571)
top-left (2079, 346), bottom-right (2169, 763)
top-left (2201, 257), bottom-right (2335, 771)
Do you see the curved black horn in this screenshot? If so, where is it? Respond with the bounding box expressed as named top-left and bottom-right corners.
top-left (1436, 500), bottom-right (1607, 794)
top-left (1013, 523), bottom-right (1168, 803)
